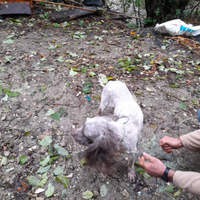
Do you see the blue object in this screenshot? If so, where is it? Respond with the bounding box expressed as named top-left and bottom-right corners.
top-left (85, 96), bottom-right (90, 101)
top-left (180, 25), bottom-right (195, 33)
top-left (198, 109), bottom-right (200, 122)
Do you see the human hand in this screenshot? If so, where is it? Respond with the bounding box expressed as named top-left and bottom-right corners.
top-left (138, 152), bottom-right (166, 178)
top-left (159, 136), bottom-right (183, 153)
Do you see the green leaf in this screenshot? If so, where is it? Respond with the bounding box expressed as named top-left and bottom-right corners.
top-left (2, 88), bottom-right (20, 97)
top-left (3, 39), bottom-right (14, 44)
top-left (54, 165), bottom-right (65, 175)
top-left (46, 109), bottom-right (55, 116)
top-left (54, 144), bottom-right (69, 156)
top-left (89, 71), bottom-right (96, 76)
top-left (55, 174), bottom-right (68, 187)
top-left (81, 67), bottom-right (86, 73)
top-left (93, 95), bottom-right (101, 100)
top-left (27, 176), bottom-right (40, 186)
top-left (100, 185), bottom-right (107, 197)
top-left (67, 52), bottom-right (78, 57)
top-left (56, 56), bottom-right (64, 62)
top-left (135, 166), bottom-right (150, 178)
top-left (132, 94), bottom-right (137, 102)
top-left (181, 97), bottom-right (187, 101)
top-left (80, 158), bottom-right (87, 166)
top-left (53, 23), bottom-right (60, 28)
top-left (82, 190), bottom-right (93, 199)
top-left (48, 145), bottom-right (54, 156)
top-left (19, 155), bottom-right (27, 165)
top-left (99, 73), bottom-right (108, 85)
top-left (146, 87), bottom-right (152, 92)
top-left (136, 91), bottom-right (143, 95)
top-left (45, 183), bottom-right (54, 197)
top-left (164, 185), bottom-right (175, 193)
top-left (82, 79), bottom-right (91, 94)
top-left (158, 186), bottom-right (166, 193)
top-left (169, 83), bottom-right (180, 88)
top-left (39, 135), bottom-right (52, 146)
top-left (37, 165), bottom-right (51, 173)
top-left (179, 103), bottom-right (185, 109)
top-left (59, 108), bottom-right (68, 118)
top-left (69, 68), bottom-right (78, 76)
top-left (61, 189), bottom-right (67, 197)
top-left (0, 157), bottom-right (7, 166)
top-left (40, 155), bottom-right (50, 167)
top-left (143, 135), bottom-right (156, 150)
top-left (192, 99), bottom-right (197, 104)
top-left (51, 112), bottom-right (60, 121)
top-left (49, 155), bottom-right (59, 164)
top-left (107, 76), bottom-right (113, 80)
top-left (1, 94), bottom-right (8, 101)
top-left (142, 78), bottom-right (149, 81)
top-left (38, 176), bottom-right (48, 187)
top-left (40, 86), bottom-right (46, 91)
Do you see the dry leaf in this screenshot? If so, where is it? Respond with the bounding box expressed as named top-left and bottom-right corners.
top-left (21, 180), bottom-right (28, 188)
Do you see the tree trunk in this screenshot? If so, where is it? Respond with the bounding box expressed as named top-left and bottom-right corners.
top-left (145, 0), bottom-right (190, 27)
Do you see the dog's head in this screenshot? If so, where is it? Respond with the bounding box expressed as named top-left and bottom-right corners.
top-left (71, 116), bottom-right (120, 174)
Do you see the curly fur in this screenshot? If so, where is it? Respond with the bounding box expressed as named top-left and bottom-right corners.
top-left (72, 81), bottom-right (143, 181)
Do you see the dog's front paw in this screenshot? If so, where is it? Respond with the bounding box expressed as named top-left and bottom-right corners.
top-left (128, 170), bottom-right (137, 183)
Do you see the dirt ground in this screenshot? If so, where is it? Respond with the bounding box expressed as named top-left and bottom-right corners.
top-left (0, 8), bottom-right (200, 200)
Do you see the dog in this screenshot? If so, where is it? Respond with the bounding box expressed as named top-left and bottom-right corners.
top-left (71, 81), bottom-right (143, 182)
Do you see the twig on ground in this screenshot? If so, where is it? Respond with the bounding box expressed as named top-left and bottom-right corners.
top-left (161, 90), bottom-right (186, 101)
top-left (176, 116), bottom-right (196, 126)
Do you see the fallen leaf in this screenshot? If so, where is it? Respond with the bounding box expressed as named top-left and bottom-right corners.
top-left (82, 79), bottom-right (91, 94)
top-left (21, 180), bottom-right (28, 188)
top-left (39, 135), bottom-right (52, 146)
top-left (45, 183), bottom-right (54, 197)
top-left (37, 165), bottom-right (51, 174)
top-left (82, 190), bottom-right (93, 199)
top-left (54, 144), bottom-right (69, 157)
top-left (27, 176), bottom-right (40, 186)
top-left (19, 155), bottom-right (27, 165)
top-left (55, 174), bottom-right (68, 187)
top-left (100, 185), bottom-right (107, 197)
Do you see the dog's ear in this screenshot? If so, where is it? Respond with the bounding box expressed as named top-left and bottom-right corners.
top-left (84, 125), bottom-right (120, 175)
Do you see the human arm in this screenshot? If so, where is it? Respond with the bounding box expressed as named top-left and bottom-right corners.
top-left (159, 136), bottom-right (183, 153)
top-left (138, 153), bottom-right (200, 195)
top-left (159, 130), bottom-right (200, 154)
top-left (173, 171), bottom-right (200, 195)
top-left (180, 130), bottom-right (200, 153)
top-left (137, 152), bottom-right (175, 181)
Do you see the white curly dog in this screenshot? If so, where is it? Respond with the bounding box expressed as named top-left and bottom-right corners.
top-left (71, 81), bottom-right (143, 182)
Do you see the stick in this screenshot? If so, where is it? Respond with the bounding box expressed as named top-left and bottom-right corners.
top-left (176, 116), bottom-right (196, 126)
top-left (33, 0), bottom-right (98, 12)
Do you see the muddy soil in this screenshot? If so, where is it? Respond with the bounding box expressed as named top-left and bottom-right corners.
top-left (0, 10), bottom-right (200, 200)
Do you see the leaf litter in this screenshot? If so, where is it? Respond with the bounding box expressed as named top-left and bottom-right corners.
top-left (0, 10), bottom-right (199, 200)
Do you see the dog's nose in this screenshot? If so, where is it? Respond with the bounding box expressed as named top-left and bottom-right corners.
top-left (71, 129), bottom-right (76, 137)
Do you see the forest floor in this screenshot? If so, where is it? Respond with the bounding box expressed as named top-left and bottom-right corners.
top-left (0, 6), bottom-right (200, 200)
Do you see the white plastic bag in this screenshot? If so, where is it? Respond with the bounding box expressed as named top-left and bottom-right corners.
top-left (154, 19), bottom-right (200, 36)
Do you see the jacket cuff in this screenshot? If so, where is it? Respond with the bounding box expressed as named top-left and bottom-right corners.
top-left (180, 135), bottom-right (196, 154)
